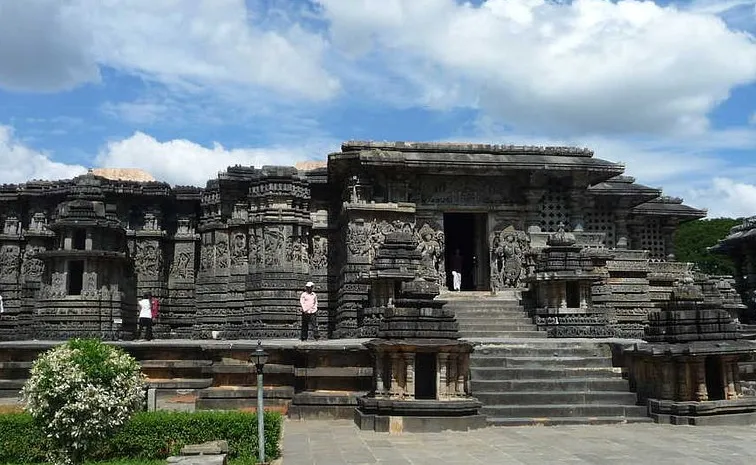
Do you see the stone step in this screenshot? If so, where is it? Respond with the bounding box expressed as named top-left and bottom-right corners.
top-left (460, 331), bottom-right (545, 338)
top-left (480, 404), bottom-right (648, 418)
top-left (471, 377), bottom-right (631, 392)
top-left (474, 391), bottom-right (638, 405)
top-left (470, 366), bottom-right (620, 380)
top-left (470, 356), bottom-right (612, 369)
top-left (455, 314), bottom-right (533, 324)
top-left (449, 307), bottom-right (528, 314)
top-left (459, 324), bottom-right (538, 332)
top-left (487, 416), bottom-right (653, 426)
top-left (473, 345), bottom-right (609, 358)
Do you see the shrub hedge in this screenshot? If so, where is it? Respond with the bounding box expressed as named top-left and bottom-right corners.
top-left (0, 410), bottom-right (282, 464)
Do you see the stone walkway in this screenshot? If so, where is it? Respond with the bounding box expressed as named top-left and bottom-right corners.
top-left (281, 419), bottom-right (756, 465)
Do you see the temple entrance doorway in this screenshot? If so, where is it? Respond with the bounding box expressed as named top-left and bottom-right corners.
top-left (443, 213), bottom-right (489, 291)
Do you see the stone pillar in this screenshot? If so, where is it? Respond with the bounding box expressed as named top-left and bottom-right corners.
top-left (695, 361), bottom-right (708, 401)
top-left (724, 359), bottom-right (737, 400)
top-left (375, 352), bottom-right (386, 396)
top-left (448, 353), bottom-right (458, 396)
top-left (437, 352), bottom-right (449, 399)
top-left (662, 223), bottom-right (677, 261)
top-left (403, 352), bottom-right (415, 399)
top-left (569, 190), bottom-right (587, 232)
top-left (660, 361), bottom-right (674, 400)
top-left (676, 362), bottom-right (689, 401)
top-left (525, 189), bottom-right (546, 233)
top-left (456, 355), bottom-right (466, 396)
top-left (389, 352), bottom-right (402, 398)
top-left (615, 211), bottom-right (629, 249)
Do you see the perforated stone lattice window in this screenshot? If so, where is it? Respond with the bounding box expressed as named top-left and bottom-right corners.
top-left (639, 218), bottom-right (665, 259)
top-left (584, 208), bottom-right (616, 247)
top-left (539, 192), bottom-right (570, 232)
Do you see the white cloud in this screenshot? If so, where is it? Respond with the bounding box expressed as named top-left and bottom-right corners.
top-left (94, 132), bottom-right (335, 186)
top-left (0, 0), bottom-right (338, 100)
top-left (750, 112), bottom-right (756, 125)
top-left (687, 177), bottom-right (756, 218)
top-left (318, 0), bottom-right (756, 135)
top-left (0, 126), bottom-right (87, 183)
top-left (0, 1), bottom-right (100, 91)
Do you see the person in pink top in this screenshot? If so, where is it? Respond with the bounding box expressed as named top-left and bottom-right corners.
top-left (299, 281), bottom-right (320, 341)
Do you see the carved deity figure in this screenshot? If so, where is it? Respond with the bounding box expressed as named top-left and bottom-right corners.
top-left (0, 246), bottom-right (19, 278)
top-left (264, 227), bottom-right (284, 267)
top-left (21, 245), bottom-right (44, 279)
top-left (171, 250), bottom-right (193, 279)
top-left (311, 236), bottom-right (328, 270)
top-left (249, 230), bottom-right (263, 265)
top-left (416, 223), bottom-right (443, 281)
top-left (135, 241), bottom-right (162, 276)
top-left (230, 232), bottom-right (246, 267)
top-left (347, 221), bottom-right (370, 257)
top-left (490, 228), bottom-right (528, 290)
top-left (215, 238), bottom-right (229, 269)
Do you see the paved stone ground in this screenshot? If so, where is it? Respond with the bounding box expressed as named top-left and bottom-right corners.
top-left (281, 419), bottom-right (756, 465)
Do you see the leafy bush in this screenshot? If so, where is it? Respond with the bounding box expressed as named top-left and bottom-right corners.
top-left (21, 339), bottom-right (146, 464)
top-left (675, 218), bottom-right (741, 275)
top-left (93, 411), bottom-right (282, 461)
top-left (0, 411), bottom-right (283, 464)
top-left (0, 412), bottom-right (48, 463)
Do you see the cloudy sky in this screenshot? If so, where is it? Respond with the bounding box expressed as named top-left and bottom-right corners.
top-left (0, 0), bottom-right (755, 217)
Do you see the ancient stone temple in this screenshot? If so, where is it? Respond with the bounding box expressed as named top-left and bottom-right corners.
top-left (0, 141), bottom-right (704, 341)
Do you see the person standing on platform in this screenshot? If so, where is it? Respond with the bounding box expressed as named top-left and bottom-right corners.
top-left (136, 293), bottom-right (153, 341)
top-left (451, 249), bottom-right (463, 292)
top-left (299, 282), bottom-right (320, 341)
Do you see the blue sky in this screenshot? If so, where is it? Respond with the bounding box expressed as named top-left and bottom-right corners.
top-left (0, 0), bottom-right (755, 216)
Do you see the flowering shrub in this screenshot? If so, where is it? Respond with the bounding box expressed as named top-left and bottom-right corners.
top-left (21, 339), bottom-right (146, 465)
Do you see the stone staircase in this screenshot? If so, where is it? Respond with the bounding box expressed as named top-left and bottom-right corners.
top-left (470, 340), bottom-right (651, 426)
top-left (441, 293), bottom-right (541, 338)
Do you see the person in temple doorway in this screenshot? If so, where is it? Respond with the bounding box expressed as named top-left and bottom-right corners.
top-left (451, 249), bottom-right (463, 292)
top-left (136, 293), bottom-right (154, 341)
top-left (299, 282), bottom-right (320, 341)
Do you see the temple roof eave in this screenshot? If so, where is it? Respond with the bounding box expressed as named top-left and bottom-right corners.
top-left (328, 150), bottom-right (625, 184)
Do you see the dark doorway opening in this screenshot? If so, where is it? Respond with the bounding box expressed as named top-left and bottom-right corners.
top-left (705, 356), bottom-right (725, 400)
top-left (68, 261), bottom-right (84, 296)
top-left (444, 213), bottom-right (488, 291)
top-left (73, 230), bottom-right (86, 250)
top-left (415, 353), bottom-right (437, 400)
top-left (566, 282), bottom-right (581, 308)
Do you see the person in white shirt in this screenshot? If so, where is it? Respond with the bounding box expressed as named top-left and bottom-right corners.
top-left (136, 293), bottom-right (153, 341)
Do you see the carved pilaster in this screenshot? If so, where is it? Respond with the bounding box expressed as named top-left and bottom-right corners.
top-left (437, 352), bottom-right (449, 399)
top-left (403, 352), bottom-right (415, 399)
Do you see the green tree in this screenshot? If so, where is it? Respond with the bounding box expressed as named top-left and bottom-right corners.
top-left (674, 218), bottom-right (741, 275)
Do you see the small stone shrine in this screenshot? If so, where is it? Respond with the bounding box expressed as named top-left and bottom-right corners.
top-left (355, 233), bottom-right (485, 432)
top-left (527, 224), bottom-right (614, 337)
top-left (626, 276), bottom-right (756, 425)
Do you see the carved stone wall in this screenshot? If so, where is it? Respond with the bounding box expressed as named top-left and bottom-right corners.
top-left (336, 207), bottom-right (415, 338)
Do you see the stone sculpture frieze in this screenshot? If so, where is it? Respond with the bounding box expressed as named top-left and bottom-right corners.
top-left (0, 245), bottom-right (20, 278)
top-left (21, 245), bottom-right (44, 279)
top-left (134, 240), bottom-right (163, 277)
top-left (264, 227), bottom-right (285, 267)
top-left (410, 176), bottom-right (515, 206)
top-left (215, 237), bottom-right (229, 269)
top-left (170, 248), bottom-right (194, 280)
top-left (348, 219), bottom-right (414, 263)
top-left (230, 232), bottom-right (246, 267)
